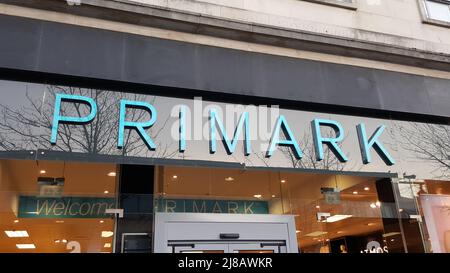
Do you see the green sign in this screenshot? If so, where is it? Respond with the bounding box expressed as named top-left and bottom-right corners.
top-left (18, 196), bottom-right (115, 218)
top-left (155, 198), bottom-right (269, 214)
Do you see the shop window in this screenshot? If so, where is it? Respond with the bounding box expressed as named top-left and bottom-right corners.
top-left (302, 0), bottom-right (357, 10)
top-left (0, 159), bottom-right (118, 253)
top-left (420, 0), bottom-right (450, 26)
top-left (413, 179), bottom-right (450, 253)
top-left (155, 165), bottom-right (412, 253)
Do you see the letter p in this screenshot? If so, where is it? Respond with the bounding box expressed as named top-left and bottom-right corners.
top-left (51, 93), bottom-right (97, 144)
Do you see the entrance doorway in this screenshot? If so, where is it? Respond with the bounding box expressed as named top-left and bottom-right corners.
top-left (153, 213), bottom-right (298, 253)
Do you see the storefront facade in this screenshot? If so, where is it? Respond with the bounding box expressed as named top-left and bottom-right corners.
top-left (0, 1), bottom-right (449, 253)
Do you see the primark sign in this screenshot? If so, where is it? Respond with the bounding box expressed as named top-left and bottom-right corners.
top-left (3, 80), bottom-right (448, 178)
top-left (49, 93), bottom-right (395, 166)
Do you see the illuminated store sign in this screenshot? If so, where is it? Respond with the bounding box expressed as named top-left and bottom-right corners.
top-left (18, 196), bottom-right (115, 218)
top-left (155, 198), bottom-right (269, 214)
top-left (50, 94), bottom-right (395, 166)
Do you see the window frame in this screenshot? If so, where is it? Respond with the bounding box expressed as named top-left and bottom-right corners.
top-left (418, 0), bottom-right (450, 28)
top-left (302, 0), bottom-right (357, 10)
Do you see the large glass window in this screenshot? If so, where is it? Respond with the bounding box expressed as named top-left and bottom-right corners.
top-left (155, 165), bottom-right (409, 253)
top-left (0, 159), bottom-right (118, 253)
top-left (408, 179), bottom-right (450, 253)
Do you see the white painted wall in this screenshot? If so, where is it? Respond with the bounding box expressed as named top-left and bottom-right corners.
top-left (126, 0), bottom-right (450, 54)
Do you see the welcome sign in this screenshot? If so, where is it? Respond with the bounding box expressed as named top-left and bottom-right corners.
top-left (18, 196), bottom-right (115, 218)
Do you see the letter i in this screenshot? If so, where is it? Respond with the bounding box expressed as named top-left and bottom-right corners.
top-left (179, 106), bottom-right (186, 152)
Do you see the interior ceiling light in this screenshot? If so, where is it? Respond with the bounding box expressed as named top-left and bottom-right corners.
top-left (107, 172), bottom-right (116, 177)
top-left (224, 177), bottom-right (234, 182)
top-left (172, 175), bottom-right (178, 179)
top-left (324, 215), bottom-right (352, 223)
top-left (364, 187), bottom-right (370, 191)
top-left (39, 170), bottom-right (46, 174)
top-left (16, 244), bottom-right (36, 249)
top-left (101, 231), bottom-right (114, 238)
top-left (305, 231), bottom-right (328, 237)
top-left (352, 191), bottom-right (358, 195)
top-left (280, 180), bottom-right (286, 183)
top-left (253, 194), bottom-right (262, 198)
top-left (5, 230), bottom-right (29, 238)
top-left (382, 232), bottom-right (401, 238)
top-left (104, 243), bottom-right (111, 248)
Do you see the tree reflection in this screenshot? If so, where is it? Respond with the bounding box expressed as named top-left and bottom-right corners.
top-left (396, 122), bottom-right (450, 178)
top-left (0, 85), bottom-right (177, 158)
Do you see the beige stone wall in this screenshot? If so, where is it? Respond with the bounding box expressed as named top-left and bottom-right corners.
top-left (127, 0), bottom-right (450, 54)
top-left (2, 3), bottom-right (450, 80)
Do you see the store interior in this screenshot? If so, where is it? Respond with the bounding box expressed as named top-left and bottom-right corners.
top-left (0, 159), bottom-right (448, 253)
top-left (0, 159), bottom-right (117, 253)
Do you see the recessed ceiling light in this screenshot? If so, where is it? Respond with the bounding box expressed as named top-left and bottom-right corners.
top-left (61, 239), bottom-right (67, 243)
top-left (13, 220), bottom-right (19, 223)
top-left (253, 194), bottom-right (262, 198)
top-left (39, 170), bottom-right (46, 174)
top-left (99, 220), bottom-right (104, 224)
top-left (16, 244), bottom-right (35, 249)
top-left (280, 180), bottom-right (286, 183)
top-left (104, 190), bottom-right (109, 194)
top-left (271, 194), bottom-right (276, 198)
top-left (382, 232), bottom-right (401, 238)
top-left (325, 215), bottom-right (352, 223)
top-left (104, 243), bottom-right (111, 248)
top-left (5, 230), bottom-right (29, 238)
top-left (224, 176), bottom-right (234, 182)
top-left (305, 231), bottom-right (328, 237)
top-left (55, 220), bottom-right (64, 223)
top-left (367, 222), bottom-right (375, 226)
top-left (315, 205), bottom-right (320, 209)
top-left (54, 239), bottom-right (60, 243)
top-left (172, 175), bottom-right (178, 179)
top-left (364, 187), bottom-right (370, 191)
top-left (101, 231), bottom-right (114, 238)
top-left (107, 172), bottom-right (116, 177)
top-left (391, 239), bottom-right (395, 242)
top-left (353, 191), bottom-right (358, 195)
